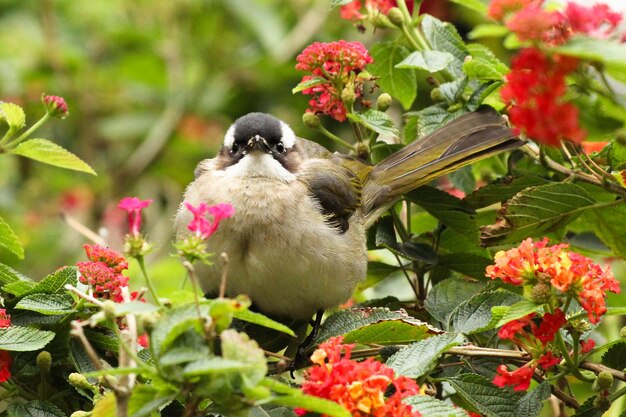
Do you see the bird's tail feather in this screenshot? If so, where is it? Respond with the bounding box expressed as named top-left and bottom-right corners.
top-left (362, 106), bottom-right (522, 227)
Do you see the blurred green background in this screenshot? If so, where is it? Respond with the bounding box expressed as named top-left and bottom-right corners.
top-left (0, 0), bottom-right (476, 286)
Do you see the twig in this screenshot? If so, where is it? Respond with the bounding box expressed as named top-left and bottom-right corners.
top-left (65, 284), bottom-right (105, 307)
top-left (580, 361), bottom-right (626, 383)
top-left (61, 211), bottom-right (108, 247)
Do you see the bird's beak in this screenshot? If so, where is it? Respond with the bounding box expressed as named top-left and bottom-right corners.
top-left (246, 135), bottom-right (271, 153)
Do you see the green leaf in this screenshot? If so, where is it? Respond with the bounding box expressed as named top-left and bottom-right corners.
top-left (480, 183), bottom-right (598, 246)
top-left (582, 201), bottom-right (626, 258)
top-left (15, 293), bottom-right (76, 315)
top-left (151, 304), bottom-right (208, 357)
top-left (233, 309), bottom-right (296, 337)
top-left (494, 300), bottom-right (543, 328)
top-left (420, 15), bottom-right (468, 77)
top-left (315, 307), bottom-right (442, 344)
top-left (348, 109), bottom-right (399, 138)
top-left (468, 23), bottom-right (510, 39)
top-left (405, 396), bottom-right (469, 417)
top-left (369, 42), bottom-right (417, 110)
top-left (407, 186), bottom-right (478, 242)
top-left (410, 105), bottom-right (465, 136)
top-left (129, 385), bottom-right (176, 417)
top-left (0, 102), bottom-right (26, 129)
top-left (573, 397), bottom-right (607, 417)
top-left (452, 290), bottom-right (523, 334)
top-left (516, 382), bottom-right (551, 417)
top-left (329, 0), bottom-right (354, 8)
top-left (463, 57), bottom-right (506, 81)
top-left (425, 278), bottom-right (486, 325)
top-left (601, 342), bottom-right (626, 370)
top-left (436, 253), bottom-right (493, 280)
top-left (10, 138), bottom-right (96, 175)
top-left (7, 401), bottom-right (66, 417)
top-left (291, 76), bottom-right (327, 94)
top-left (464, 176), bottom-right (550, 209)
top-left (447, 374), bottom-right (521, 417)
top-left (447, 0), bottom-right (487, 14)
top-left (183, 357), bottom-right (261, 377)
top-left (554, 36), bottom-right (626, 83)
top-left (220, 329), bottom-right (267, 386)
top-left (160, 346), bottom-right (210, 366)
top-left (0, 216), bottom-right (24, 259)
top-left (387, 332), bottom-right (461, 378)
top-left (0, 326), bottom-right (55, 351)
top-left (396, 50), bottom-right (455, 73)
top-left (92, 392), bottom-right (117, 417)
top-left (268, 394), bottom-right (351, 417)
top-left (2, 281), bottom-right (37, 297)
top-left (25, 266), bottom-right (78, 296)
top-left (0, 263), bottom-right (31, 286)
top-left (111, 300), bottom-right (159, 317)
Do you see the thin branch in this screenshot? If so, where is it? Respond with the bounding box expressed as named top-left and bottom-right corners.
top-left (61, 212), bottom-right (108, 246)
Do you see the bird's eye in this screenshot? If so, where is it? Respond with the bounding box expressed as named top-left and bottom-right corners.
top-left (230, 143), bottom-right (240, 155)
top-left (275, 142), bottom-right (285, 153)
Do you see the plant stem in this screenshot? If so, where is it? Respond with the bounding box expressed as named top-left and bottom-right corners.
top-left (5, 113), bottom-right (50, 148)
top-left (136, 256), bottom-right (161, 307)
top-left (317, 124), bottom-right (354, 150)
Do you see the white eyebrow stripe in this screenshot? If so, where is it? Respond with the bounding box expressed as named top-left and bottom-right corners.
top-left (280, 121), bottom-right (296, 149)
top-left (223, 124), bottom-right (236, 147)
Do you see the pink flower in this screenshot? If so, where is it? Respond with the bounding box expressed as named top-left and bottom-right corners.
top-left (77, 261), bottom-right (130, 302)
top-left (339, 0), bottom-right (415, 21)
top-left (0, 309), bottom-right (10, 328)
top-left (564, 2), bottom-right (622, 39)
top-left (118, 197), bottom-right (153, 236)
top-left (83, 244), bottom-right (128, 273)
top-left (185, 202), bottom-right (235, 239)
top-left (0, 351), bottom-right (11, 383)
top-left (42, 94), bottom-right (69, 119)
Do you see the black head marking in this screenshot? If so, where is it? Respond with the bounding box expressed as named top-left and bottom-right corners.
top-left (233, 113), bottom-right (283, 146)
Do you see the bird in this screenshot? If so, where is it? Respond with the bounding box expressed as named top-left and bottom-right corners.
top-left (175, 107), bottom-right (522, 322)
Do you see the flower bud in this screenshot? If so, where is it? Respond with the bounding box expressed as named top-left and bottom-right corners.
top-left (595, 371), bottom-right (614, 390)
top-left (530, 282), bottom-right (552, 303)
top-left (341, 86), bottom-right (356, 107)
top-left (69, 373), bottom-right (93, 390)
top-left (139, 313), bottom-right (158, 332)
top-left (376, 93), bottom-right (392, 112)
top-left (387, 7), bottom-right (404, 26)
top-left (36, 351), bottom-right (52, 372)
top-left (70, 411), bottom-right (91, 417)
top-left (42, 94), bottom-right (69, 119)
top-left (620, 326), bottom-right (626, 338)
top-left (430, 88), bottom-right (444, 102)
top-left (302, 112), bottom-right (321, 129)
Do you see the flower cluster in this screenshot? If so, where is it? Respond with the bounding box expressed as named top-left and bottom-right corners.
top-left (295, 41), bottom-right (373, 121)
top-left (0, 309), bottom-right (11, 382)
top-left (118, 197), bottom-right (153, 258)
top-left (493, 310), bottom-right (566, 391)
top-left (77, 244), bottom-right (130, 302)
top-left (296, 336), bottom-right (421, 417)
top-left (490, 0), bottom-right (625, 147)
top-left (185, 202), bottom-right (235, 239)
top-left (486, 238), bottom-right (620, 323)
top-left (42, 94), bottom-right (69, 119)
top-left (340, 0), bottom-right (414, 22)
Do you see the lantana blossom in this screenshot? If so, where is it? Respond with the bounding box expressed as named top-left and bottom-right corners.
top-left (340, 0), bottom-right (414, 21)
top-left (77, 245), bottom-right (130, 302)
top-left (118, 197), bottom-right (153, 237)
top-left (184, 202), bottom-right (235, 240)
top-left (296, 336), bottom-right (422, 417)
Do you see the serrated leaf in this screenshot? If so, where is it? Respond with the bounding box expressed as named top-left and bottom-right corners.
top-left (495, 300), bottom-right (543, 328)
top-left (516, 382), bottom-right (551, 417)
top-left (10, 138), bottom-right (96, 175)
top-left (463, 57), bottom-right (506, 81)
top-left (315, 307), bottom-right (442, 344)
top-left (407, 185), bottom-right (478, 242)
top-left (233, 309), bottom-right (296, 337)
top-left (0, 263), bottom-right (31, 286)
top-left (348, 109), bottom-right (399, 138)
top-left (0, 216), bottom-right (24, 259)
top-left (160, 346), bottom-right (210, 366)
top-left (292, 76), bottom-right (327, 94)
top-left (464, 176), bottom-right (550, 209)
top-left (452, 290), bottom-right (523, 334)
top-left (85, 329), bottom-right (119, 352)
top-left (183, 357), bottom-right (260, 377)
top-left (387, 332), bottom-right (461, 378)
top-left (7, 401), bottom-right (66, 417)
top-left (405, 396), bottom-right (469, 417)
top-left (573, 397), bottom-right (606, 417)
top-left (26, 266), bottom-right (78, 296)
top-left (421, 15), bottom-right (467, 77)
top-left (582, 201), bottom-right (626, 258)
top-left (437, 253), bottom-right (493, 280)
top-left (150, 304), bottom-right (208, 357)
top-left (480, 183), bottom-right (598, 246)
top-left (369, 42), bottom-right (417, 110)
top-left (69, 339), bottom-right (99, 383)
top-left (129, 385), bottom-right (176, 417)
top-left (221, 329), bottom-right (267, 385)
top-left (2, 280), bottom-right (37, 297)
top-left (396, 50), bottom-right (455, 73)
top-left (425, 278), bottom-right (486, 325)
top-left (447, 374), bottom-right (521, 417)
top-left (15, 293), bottom-right (75, 315)
top-left (0, 326), bottom-right (55, 351)
top-left (410, 105), bottom-right (465, 136)
top-left (601, 341), bottom-right (626, 370)
top-left (0, 102), bottom-right (26, 129)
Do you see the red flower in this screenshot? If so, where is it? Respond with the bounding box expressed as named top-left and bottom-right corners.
top-left (83, 244), bottom-right (128, 273)
top-left (118, 197), bottom-right (153, 237)
top-left (532, 309), bottom-right (566, 345)
top-left (497, 314), bottom-right (535, 340)
top-left (137, 334), bottom-right (149, 348)
top-left (184, 202), bottom-right (234, 239)
top-left (505, 6), bottom-right (568, 44)
top-left (42, 94), bottom-right (69, 119)
top-left (0, 350), bottom-right (12, 383)
top-left (339, 0), bottom-right (415, 21)
top-left (537, 352), bottom-right (561, 370)
top-left (0, 309), bottom-right (10, 328)
top-left (493, 364), bottom-right (535, 391)
top-left (77, 261), bottom-right (129, 302)
top-left (296, 336), bottom-right (421, 417)
top-left (564, 2), bottom-right (622, 39)
top-left (296, 41), bottom-right (373, 122)
top-left (487, 0), bottom-right (540, 21)
top-left (501, 48), bottom-right (585, 146)
top-left (580, 338), bottom-right (596, 354)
